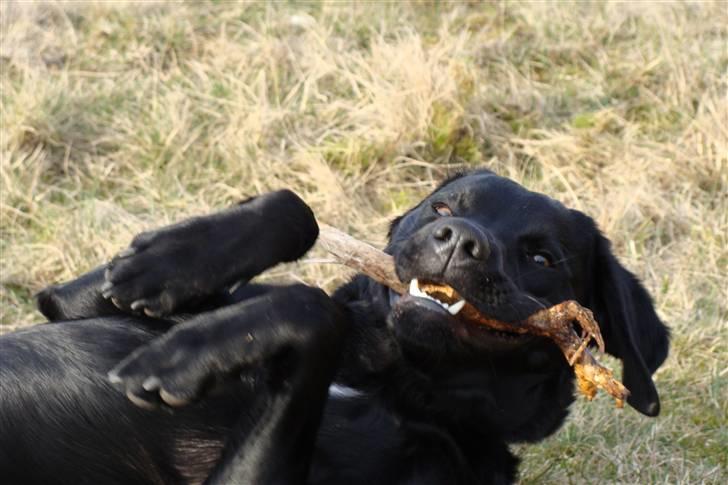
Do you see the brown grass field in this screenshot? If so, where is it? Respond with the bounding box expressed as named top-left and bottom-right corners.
top-left (1, 1), bottom-right (725, 483)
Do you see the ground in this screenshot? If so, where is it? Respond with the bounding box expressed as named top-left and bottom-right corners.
top-left (0, 2), bottom-right (725, 483)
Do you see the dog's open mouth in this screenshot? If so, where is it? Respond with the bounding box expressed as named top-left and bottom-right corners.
top-left (389, 278), bottom-right (527, 341)
top-left (406, 279), bottom-right (467, 316)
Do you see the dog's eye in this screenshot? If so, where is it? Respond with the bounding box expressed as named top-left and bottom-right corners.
top-left (432, 202), bottom-right (452, 217)
top-left (531, 253), bottom-right (552, 267)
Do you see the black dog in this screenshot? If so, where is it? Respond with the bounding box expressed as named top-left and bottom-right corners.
top-left (0, 170), bottom-right (669, 484)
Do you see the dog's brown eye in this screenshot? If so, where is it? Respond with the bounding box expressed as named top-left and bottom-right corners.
top-left (531, 253), bottom-right (552, 267)
top-left (432, 202), bottom-right (452, 217)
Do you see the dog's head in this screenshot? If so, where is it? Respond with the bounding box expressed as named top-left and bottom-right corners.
top-left (385, 169), bottom-right (669, 416)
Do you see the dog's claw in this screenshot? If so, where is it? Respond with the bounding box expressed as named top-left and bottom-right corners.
top-left (126, 390), bottom-right (158, 411)
top-left (117, 247), bottom-right (136, 258)
top-left (159, 389), bottom-right (191, 407)
top-left (142, 376), bottom-right (162, 392)
top-left (107, 371), bottom-right (122, 385)
top-left (100, 281), bottom-right (114, 299)
top-left (144, 307), bottom-right (161, 318)
top-left (131, 300), bottom-right (146, 312)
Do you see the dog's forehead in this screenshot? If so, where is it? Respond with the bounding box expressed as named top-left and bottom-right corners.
top-left (390, 172), bottom-right (573, 241)
top-left (436, 173), bottom-right (566, 217)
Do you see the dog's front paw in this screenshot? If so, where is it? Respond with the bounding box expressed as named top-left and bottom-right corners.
top-left (107, 326), bottom-right (220, 409)
top-left (101, 220), bottom-right (219, 317)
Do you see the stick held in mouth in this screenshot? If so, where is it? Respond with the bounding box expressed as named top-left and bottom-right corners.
top-left (317, 223), bottom-right (629, 407)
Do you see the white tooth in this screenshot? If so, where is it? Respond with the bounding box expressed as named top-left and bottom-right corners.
top-left (409, 278), bottom-right (420, 296)
top-left (448, 300), bottom-right (466, 315)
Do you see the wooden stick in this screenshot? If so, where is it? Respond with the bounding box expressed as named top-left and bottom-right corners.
top-left (317, 224), bottom-right (406, 294)
top-left (317, 223), bottom-right (629, 407)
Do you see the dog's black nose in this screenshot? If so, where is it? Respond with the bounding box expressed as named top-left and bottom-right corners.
top-left (431, 219), bottom-right (490, 263)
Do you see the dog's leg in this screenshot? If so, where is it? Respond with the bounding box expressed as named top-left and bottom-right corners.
top-left (102, 189), bottom-right (318, 317)
top-left (109, 284), bottom-right (347, 484)
top-left (35, 266), bottom-right (124, 321)
top-left (36, 190), bottom-right (318, 322)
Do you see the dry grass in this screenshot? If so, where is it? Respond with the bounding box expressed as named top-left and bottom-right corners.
top-left (1, 1), bottom-right (725, 483)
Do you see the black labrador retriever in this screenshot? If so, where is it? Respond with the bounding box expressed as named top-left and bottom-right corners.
top-left (0, 169), bottom-right (669, 484)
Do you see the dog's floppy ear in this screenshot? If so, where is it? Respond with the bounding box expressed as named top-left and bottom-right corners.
top-left (573, 212), bottom-right (670, 416)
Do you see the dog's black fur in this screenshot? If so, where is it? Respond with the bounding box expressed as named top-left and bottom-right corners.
top-left (0, 170), bottom-right (669, 484)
